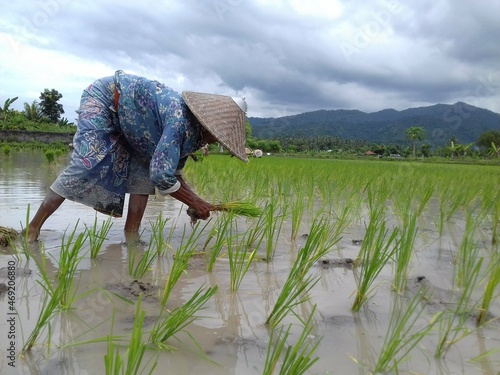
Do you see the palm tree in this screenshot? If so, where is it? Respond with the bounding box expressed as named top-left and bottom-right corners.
top-left (24, 100), bottom-right (43, 121)
top-left (406, 126), bottom-right (426, 158)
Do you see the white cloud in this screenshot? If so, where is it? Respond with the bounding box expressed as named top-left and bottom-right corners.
top-left (289, 0), bottom-right (343, 19)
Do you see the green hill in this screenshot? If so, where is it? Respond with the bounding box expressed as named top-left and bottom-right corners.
top-left (249, 102), bottom-right (500, 147)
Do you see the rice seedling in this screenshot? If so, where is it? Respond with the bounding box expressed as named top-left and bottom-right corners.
top-left (128, 241), bottom-right (161, 279)
top-left (53, 223), bottom-right (89, 309)
top-left (303, 176), bottom-right (317, 217)
top-left (263, 305), bottom-right (321, 375)
top-left (476, 249), bottom-right (500, 326)
top-left (392, 212), bottom-right (418, 294)
top-left (434, 254), bottom-right (483, 358)
top-left (454, 212), bottom-right (483, 288)
top-left (149, 213), bottom-right (170, 256)
top-left (23, 225), bottom-right (90, 351)
top-left (163, 206), bottom-right (184, 246)
top-left (0, 225), bottom-right (19, 247)
top-left (352, 204), bottom-right (399, 312)
top-left (161, 222), bottom-right (208, 306)
top-left (8, 205), bottom-right (34, 260)
top-left (492, 191), bottom-right (500, 245)
top-left (205, 213), bottom-right (232, 272)
top-left (127, 214), bottom-right (169, 279)
top-left (469, 353), bottom-right (500, 375)
top-left (2, 144), bottom-right (11, 155)
top-left (22, 245), bottom-right (60, 352)
top-left (187, 201), bottom-right (262, 225)
top-left (263, 200), bottom-right (285, 262)
top-left (150, 285), bottom-right (218, 349)
top-left (265, 252), bottom-right (318, 329)
top-left (436, 182), bottom-right (476, 238)
top-left (289, 194), bottom-right (305, 241)
top-left (242, 215), bottom-right (267, 261)
top-left (266, 218), bottom-right (342, 328)
top-left (86, 215), bottom-right (113, 259)
top-left (483, 187), bottom-right (500, 244)
top-left (392, 178), bottom-right (433, 224)
top-left (227, 218), bottom-right (258, 292)
top-left (105, 297), bottom-right (158, 375)
top-left (22, 281), bottom-right (60, 352)
top-left (247, 169), bottom-right (270, 199)
top-left (214, 201), bottom-right (262, 217)
top-left (105, 333), bottom-right (123, 374)
top-left (415, 184), bottom-right (435, 217)
top-left (44, 149), bottom-right (56, 163)
top-left (372, 291), bottom-right (436, 373)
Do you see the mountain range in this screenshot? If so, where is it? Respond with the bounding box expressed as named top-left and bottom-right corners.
top-left (248, 102), bottom-right (500, 147)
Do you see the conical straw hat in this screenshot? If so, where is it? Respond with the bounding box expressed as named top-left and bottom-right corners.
top-left (182, 91), bottom-right (248, 162)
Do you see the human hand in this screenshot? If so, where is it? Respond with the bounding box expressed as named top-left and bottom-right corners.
top-left (169, 177), bottom-right (213, 223)
top-left (189, 198), bottom-right (213, 220)
top-left (186, 202), bottom-right (212, 225)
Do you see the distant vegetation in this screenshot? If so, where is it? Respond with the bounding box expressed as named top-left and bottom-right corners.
top-left (0, 115), bottom-right (75, 133)
top-left (2, 93), bottom-right (500, 161)
top-left (0, 91), bottom-right (74, 133)
top-left (245, 129), bottom-right (500, 161)
top-left (0, 92), bottom-right (74, 154)
top-left (248, 102), bottom-right (500, 159)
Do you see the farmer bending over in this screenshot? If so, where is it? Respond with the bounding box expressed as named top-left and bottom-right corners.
top-left (23, 70), bottom-right (248, 243)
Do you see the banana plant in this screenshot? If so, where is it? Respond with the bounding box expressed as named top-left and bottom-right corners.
top-left (489, 142), bottom-right (499, 158)
top-left (0, 97), bottom-right (18, 120)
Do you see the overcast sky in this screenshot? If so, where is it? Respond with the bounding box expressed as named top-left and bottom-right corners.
top-left (1, 0), bottom-right (499, 120)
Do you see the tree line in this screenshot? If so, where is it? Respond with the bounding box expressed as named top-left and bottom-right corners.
top-left (0, 89), bottom-right (72, 129)
top-left (404, 126), bottom-right (500, 158)
top-left (245, 126), bottom-right (500, 159)
top-left (2, 91), bottom-right (499, 159)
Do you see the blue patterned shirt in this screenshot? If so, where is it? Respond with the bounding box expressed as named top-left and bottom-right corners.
top-left (114, 71), bottom-right (203, 193)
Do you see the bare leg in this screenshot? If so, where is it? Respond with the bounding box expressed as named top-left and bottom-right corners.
top-left (22, 189), bottom-right (65, 243)
top-left (124, 194), bottom-right (149, 243)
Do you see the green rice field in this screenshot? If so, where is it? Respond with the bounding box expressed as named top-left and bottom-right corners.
top-left (0, 151), bottom-right (499, 374)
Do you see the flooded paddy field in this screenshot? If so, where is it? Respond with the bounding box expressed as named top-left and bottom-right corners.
top-left (1, 150), bottom-right (499, 374)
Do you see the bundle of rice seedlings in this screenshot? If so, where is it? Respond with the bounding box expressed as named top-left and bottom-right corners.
top-left (187, 201), bottom-right (262, 225)
top-left (0, 226), bottom-right (19, 246)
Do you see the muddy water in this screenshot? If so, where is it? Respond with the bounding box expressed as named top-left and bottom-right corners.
top-left (1, 151), bottom-right (499, 375)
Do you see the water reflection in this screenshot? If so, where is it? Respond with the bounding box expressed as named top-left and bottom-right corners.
top-left (0, 151), bottom-right (191, 243)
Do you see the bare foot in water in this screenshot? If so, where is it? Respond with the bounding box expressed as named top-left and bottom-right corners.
top-left (21, 225), bottom-right (40, 243)
top-left (123, 231), bottom-right (147, 246)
